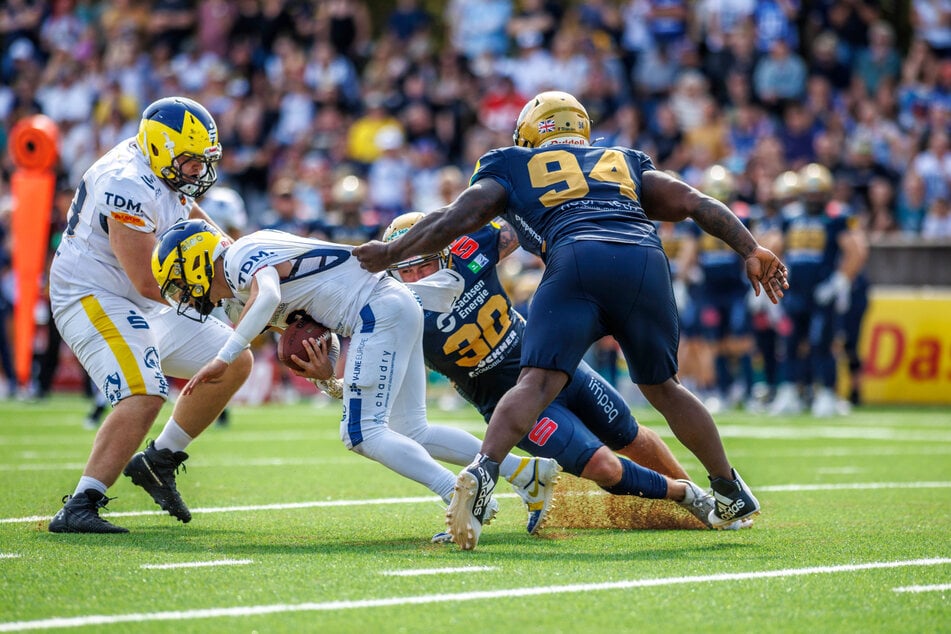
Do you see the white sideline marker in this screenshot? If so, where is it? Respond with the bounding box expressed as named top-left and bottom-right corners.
top-left (5, 482), bottom-right (951, 525)
top-left (892, 583), bottom-right (951, 593)
top-left (381, 566), bottom-right (497, 577)
top-left (0, 558), bottom-right (947, 632)
top-left (140, 559), bottom-right (253, 570)
top-left (0, 553), bottom-right (20, 559)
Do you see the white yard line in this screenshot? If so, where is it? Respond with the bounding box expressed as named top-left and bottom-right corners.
top-left (892, 583), bottom-right (951, 593)
top-left (4, 482), bottom-right (951, 525)
top-left (0, 558), bottom-right (947, 632)
top-left (0, 553), bottom-right (20, 559)
top-left (5, 443), bottom-right (951, 473)
top-left (0, 456), bottom-right (358, 472)
top-left (140, 559), bottom-right (253, 570)
top-left (381, 566), bottom-right (498, 577)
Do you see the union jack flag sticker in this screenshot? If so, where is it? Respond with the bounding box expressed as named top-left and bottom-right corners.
top-left (538, 118), bottom-right (556, 133)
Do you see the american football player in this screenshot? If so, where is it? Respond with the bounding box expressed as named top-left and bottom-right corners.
top-left (151, 220), bottom-right (561, 542)
top-left (375, 212), bottom-right (751, 535)
top-left (686, 165), bottom-right (756, 411)
top-left (48, 96), bottom-right (252, 533)
top-left (770, 163), bottom-right (867, 417)
top-left (355, 90), bottom-right (788, 550)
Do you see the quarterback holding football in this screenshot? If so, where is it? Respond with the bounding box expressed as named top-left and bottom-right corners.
top-left (151, 220), bottom-right (561, 541)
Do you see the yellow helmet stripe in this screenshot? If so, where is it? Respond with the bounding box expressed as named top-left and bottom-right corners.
top-left (80, 295), bottom-right (148, 396)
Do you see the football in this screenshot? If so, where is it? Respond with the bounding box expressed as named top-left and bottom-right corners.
top-left (278, 315), bottom-right (332, 372)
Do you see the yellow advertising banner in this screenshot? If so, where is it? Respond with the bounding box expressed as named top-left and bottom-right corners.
top-left (860, 288), bottom-right (951, 404)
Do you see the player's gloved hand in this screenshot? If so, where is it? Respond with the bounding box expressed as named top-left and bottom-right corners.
top-left (814, 271), bottom-right (851, 313)
top-left (353, 240), bottom-right (390, 272)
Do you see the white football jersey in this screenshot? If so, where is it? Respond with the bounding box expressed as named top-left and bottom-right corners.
top-left (222, 230), bottom-right (384, 337)
top-left (50, 137), bottom-right (193, 311)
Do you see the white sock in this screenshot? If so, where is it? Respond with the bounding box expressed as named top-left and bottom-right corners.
top-left (74, 476), bottom-right (107, 497)
top-left (154, 418), bottom-right (193, 453)
top-left (352, 427), bottom-right (457, 503)
top-left (410, 425), bottom-right (525, 483)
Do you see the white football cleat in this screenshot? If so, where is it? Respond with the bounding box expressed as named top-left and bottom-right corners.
top-left (509, 457), bottom-right (562, 534)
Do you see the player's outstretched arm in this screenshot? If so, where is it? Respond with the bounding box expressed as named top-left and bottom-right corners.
top-left (354, 179), bottom-right (507, 272)
top-left (642, 170), bottom-right (788, 303)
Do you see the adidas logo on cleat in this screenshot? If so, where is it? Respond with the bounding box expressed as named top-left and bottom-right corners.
top-left (716, 497), bottom-right (746, 521)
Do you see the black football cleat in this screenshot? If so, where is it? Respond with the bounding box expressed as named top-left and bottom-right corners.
top-left (708, 469), bottom-right (761, 529)
top-left (48, 489), bottom-right (128, 534)
top-left (123, 440), bottom-right (192, 523)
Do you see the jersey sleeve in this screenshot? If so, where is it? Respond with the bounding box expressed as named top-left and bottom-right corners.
top-left (469, 149), bottom-right (514, 198)
top-left (93, 173), bottom-right (157, 233)
top-left (629, 148), bottom-right (656, 173)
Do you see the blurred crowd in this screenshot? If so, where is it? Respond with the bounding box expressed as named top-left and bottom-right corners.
top-left (0, 0), bottom-right (950, 406)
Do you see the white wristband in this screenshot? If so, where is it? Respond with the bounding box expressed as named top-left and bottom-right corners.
top-left (215, 331), bottom-right (251, 364)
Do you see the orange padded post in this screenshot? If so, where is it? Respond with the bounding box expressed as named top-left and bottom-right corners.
top-left (8, 114), bottom-right (59, 389)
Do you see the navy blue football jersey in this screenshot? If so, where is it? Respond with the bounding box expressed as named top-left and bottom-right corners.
top-left (782, 208), bottom-right (852, 294)
top-left (420, 222), bottom-right (524, 419)
top-left (471, 145), bottom-right (663, 259)
top-left (688, 203), bottom-right (750, 292)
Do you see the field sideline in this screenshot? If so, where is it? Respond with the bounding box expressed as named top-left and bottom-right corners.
top-left (1, 395), bottom-right (948, 633)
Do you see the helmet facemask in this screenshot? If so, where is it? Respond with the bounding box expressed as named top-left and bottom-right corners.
top-left (388, 253), bottom-right (446, 283)
top-left (160, 140), bottom-right (221, 199)
top-left (159, 247), bottom-right (217, 321)
top-left (152, 219), bottom-right (225, 322)
top-left (381, 212), bottom-right (450, 281)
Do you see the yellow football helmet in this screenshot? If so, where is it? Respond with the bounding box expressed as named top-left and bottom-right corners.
top-left (512, 91), bottom-right (591, 148)
top-left (798, 163), bottom-right (833, 195)
top-left (772, 170), bottom-right (801, 201)
top-left (381, 212), bottom-right (450, 277)
top-left (700, 165), bottom-right (736, 203)
top-left (151, 219), bottom-right (227, 321)
top-left (137, 97), bottom-right (222, 198)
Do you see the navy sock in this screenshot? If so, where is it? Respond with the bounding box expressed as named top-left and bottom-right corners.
top-left (601, 458), bottom-right (668, 499)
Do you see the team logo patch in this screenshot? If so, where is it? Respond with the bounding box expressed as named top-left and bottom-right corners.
top-left (103, 372), bottom-right (123, 406)
top-left (109, 211), bottom-right (146, 227)
top-left (467, 253), bottom-right (489, 273)
top-left (538, 118), bottom-right (556, 133)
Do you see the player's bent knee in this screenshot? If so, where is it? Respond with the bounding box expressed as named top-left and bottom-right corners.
top-left (579, 446), bottom-right (623, 487)
top-left (111, 394), bottom-right (165, 431)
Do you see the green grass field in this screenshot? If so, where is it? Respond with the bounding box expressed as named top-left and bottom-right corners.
top-left (1, 395), bottom-right (949, 633)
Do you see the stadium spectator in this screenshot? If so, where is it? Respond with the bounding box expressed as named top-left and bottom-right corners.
top-left (753, 38), bottom-right (807, 113)
top-left (855, 21), bottom-right (902, 95)
top-left (922, 197), bottom-right (951, 239)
